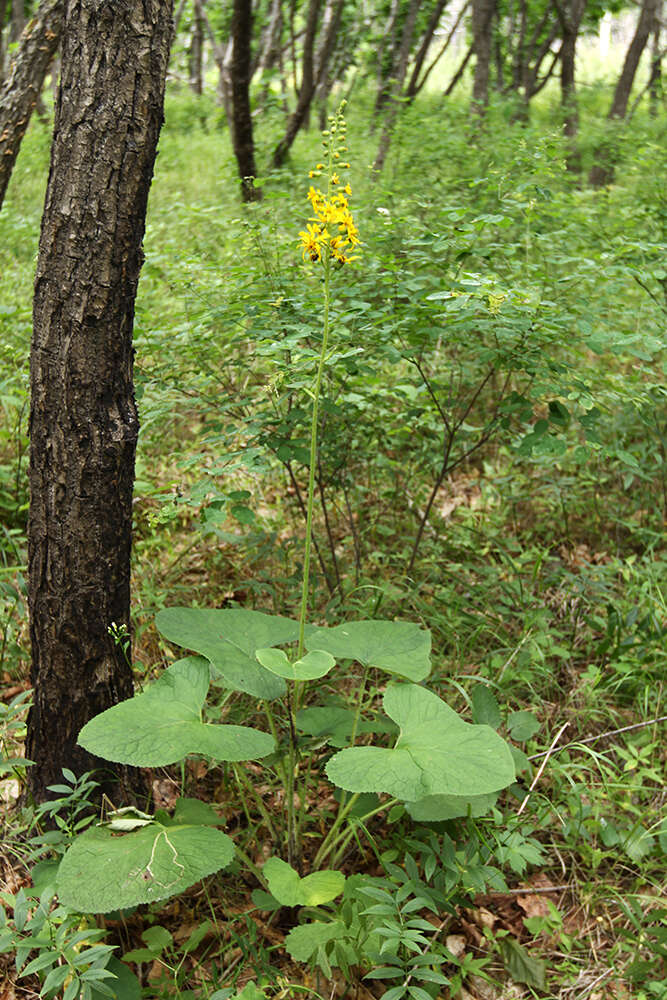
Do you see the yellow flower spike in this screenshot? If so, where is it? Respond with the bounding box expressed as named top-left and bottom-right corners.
top-left (299, 101), bottom-right (360, 269)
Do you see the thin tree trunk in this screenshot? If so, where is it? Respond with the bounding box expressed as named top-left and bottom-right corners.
top-left (471, 0), bottom-right (496, 114)
top-left (273, 0), bottom-right (340, 167)
top-left (554, 0), bottom-right (586, 169)
top-left (189, 0), bottom-right (204, 94)
top-left (0, 0), bottom-right (64, 212)
top-left (373, 0), bottom-right (422, 172)
top-left (589, 0), bottom-right (659, 186)
top-left (10, 0), bottom-right (26, 42)
top-left (231, 0), bottom-right (261, 200)
top-left (405, 0), bottom-right (449, 99)
top-left (407, 0), bottom-right (470, 101)
top-left (373, 0), bottom-right (401, 122)
top-left (444, 41), bottom-right (474, 95)
top-left (26, 0), bottom-right (173, 803)
top-left (257, 0), bottom-right (283, 76)
top-left (649, 0), bottom-right (663, 115)
top-left (0, 0), bottom-right (9, 83)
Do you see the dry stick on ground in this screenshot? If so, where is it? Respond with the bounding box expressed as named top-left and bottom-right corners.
top-left (517, 722), bottom-right (570, 816)
top-left (528, 714), bottom-right (667, 761)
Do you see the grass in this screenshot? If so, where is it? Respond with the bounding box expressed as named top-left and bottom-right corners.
top-left (0, 79), bottom-right (665, 1000)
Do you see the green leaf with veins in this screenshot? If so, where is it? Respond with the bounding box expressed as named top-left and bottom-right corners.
top-left (156, 607), bottom-right (302, 699)
top-left (305, 619), bottom-right (431, 681)
top-left (326, 683), bottom-right (515, 799)
top-left (57, 822), bottom-right (234, 913)
top-left (78, 657), bottom-right (274, 767)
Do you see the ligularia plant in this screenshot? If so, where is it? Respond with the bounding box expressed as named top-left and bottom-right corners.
top-left (56, 106), bottom-right (515, 938)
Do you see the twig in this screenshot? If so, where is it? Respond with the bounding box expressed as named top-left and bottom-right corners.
top-left (484, 883), bottom-right (571, 896)
top-left (528, 715), bottom-right (667, 761)
top-left (574, 967), bottom-right (613, 998)
top-left (517, 722), bottom-right (569, 815)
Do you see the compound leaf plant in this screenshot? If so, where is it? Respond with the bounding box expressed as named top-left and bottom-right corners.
top-left (56, 106), bottom-right (516, 967)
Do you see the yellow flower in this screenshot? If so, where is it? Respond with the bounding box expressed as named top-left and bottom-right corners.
top-left (299, 222), bottom-right (325, 262)
top-left (299, 104), bottom-right (360, 267)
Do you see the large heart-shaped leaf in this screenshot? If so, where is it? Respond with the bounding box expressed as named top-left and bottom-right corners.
top-left (264, 858), bottom-right (346, 907)
top-left (256, 648), bottom-right (335, 681)
top-left (326, 683), bottom-right (515, 800)
top-left (156, 608), bottom-right (302, 699)
top-left (305, 620), bottom-right (431, 681)
top-left (78, 657), bottom-right (274, 766)
top-left (57, 822), bottom-right (234, 912)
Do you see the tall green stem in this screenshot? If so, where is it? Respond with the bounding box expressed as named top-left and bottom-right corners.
top-left (297, 253), bottom-right (331, 660)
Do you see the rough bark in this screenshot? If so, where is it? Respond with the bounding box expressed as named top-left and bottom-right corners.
top-left (231, 0), bottom-right (261, 200)
top-left (471, 0), bottom-right (496, 114)
top-left (0, 0), bottom-right (64, 212)
top-left (26, 0), bottom-right (173, 803)
top-left (589, 0), bottom-right (659, 186)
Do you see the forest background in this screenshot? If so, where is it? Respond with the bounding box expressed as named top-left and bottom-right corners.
top-left (0, 0), bottom-right (665, 999)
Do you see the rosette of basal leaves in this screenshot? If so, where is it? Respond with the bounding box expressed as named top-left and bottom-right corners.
top-left (326, 683), bottom-right (514, 800)
top-left (78, 657), bottom-right (274, 767)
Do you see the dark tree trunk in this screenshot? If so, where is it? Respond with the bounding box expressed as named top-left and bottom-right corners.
top-left (26, 0), bottom-right (173, 804)
top-left (554, 0), bottom-right (586, 169)
top-left (589, 0), bottom-right (659, 186)
top-left (0, 0), bottom-right (64, 212)
top-left (231, 0), bottom-right (261, 200)
top-left (471, 0), bottom-right (496, 114)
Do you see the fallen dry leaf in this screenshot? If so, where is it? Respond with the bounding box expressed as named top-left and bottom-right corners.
top-left (516, 894), bottom-right (551, 919)
top-left (446, 933), bottom-right (467, 957)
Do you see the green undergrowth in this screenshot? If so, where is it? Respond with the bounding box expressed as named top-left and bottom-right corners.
top-left (0, 85), bottom-right (665, 1000)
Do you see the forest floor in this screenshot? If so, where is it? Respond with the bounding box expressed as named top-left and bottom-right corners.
top-left (0, 86), bottom-right (665, 1000)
